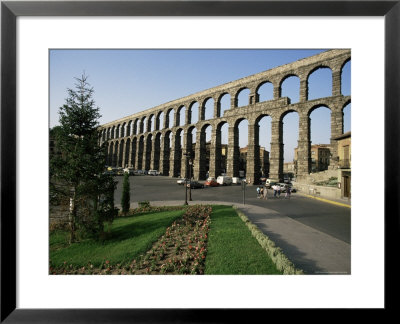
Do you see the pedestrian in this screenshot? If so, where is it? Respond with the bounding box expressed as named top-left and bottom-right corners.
top-left (263, 186), bottom-right (268, 200)
top-left (277, 184), bottom-right (281, 198)
top-left (256, 186), bottom-right (261, 198)
top-left (285, 186), bottom-right (292, 199)
top-left (273, 184), bottom-right (277, 198)
top-left (260, 187), bottom-right (264, 198)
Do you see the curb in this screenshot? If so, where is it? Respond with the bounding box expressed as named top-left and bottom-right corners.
top-left (299, 193), bottom-right (351, 208)
top-left (233, 206), bottom-right (304, 275)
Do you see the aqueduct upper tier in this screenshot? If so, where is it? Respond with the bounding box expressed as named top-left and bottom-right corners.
top-left (99, 49), bottom-right (351, 183)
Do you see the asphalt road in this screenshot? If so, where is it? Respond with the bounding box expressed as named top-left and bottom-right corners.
top-left (114, 175), bottom-right (351, 244)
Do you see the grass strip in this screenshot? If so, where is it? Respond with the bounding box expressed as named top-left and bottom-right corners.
top-left (49, 208), bottom-right (186, 271)
top-left (234, 207), bottom-right (304, 274)
top-left (204, 205), bottom-right (282, 275)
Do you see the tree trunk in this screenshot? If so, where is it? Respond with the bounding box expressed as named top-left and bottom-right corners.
top-left (68, 187), bottom-right (77, 244)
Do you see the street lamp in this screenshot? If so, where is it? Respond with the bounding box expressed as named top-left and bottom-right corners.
top-left (183, 151), bottom-right (193, 205)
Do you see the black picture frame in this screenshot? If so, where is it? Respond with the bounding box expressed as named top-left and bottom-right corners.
top-left (1, 0), bottom-right (398, 322)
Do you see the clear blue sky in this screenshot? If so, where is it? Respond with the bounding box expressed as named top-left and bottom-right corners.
top-left (50, 49), bottom-right (351, 162)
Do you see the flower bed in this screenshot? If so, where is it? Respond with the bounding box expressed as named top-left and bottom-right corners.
top-left (50, 205), bottom-right (212, 275)
top-left (128, 204), bottom-right (212, 275)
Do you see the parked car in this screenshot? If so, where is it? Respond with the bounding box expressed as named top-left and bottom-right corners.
top-left (177, 178), bottom-right (188, 185)
top-left (186, 181), bottom-right (204, 189)
top-left (123, 167), bottom-right (135, 175)
top-left (148, 170), bottom-right (158, 176)
top-left (204, 177), bottom-right (219, 187)
top-left (217, 175), bottom-right (232, 186)
top-left (232, 177), bottom-right (241, 184)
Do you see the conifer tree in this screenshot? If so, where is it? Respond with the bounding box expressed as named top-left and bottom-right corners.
top-left (50, 74), bottom-right (116, 243)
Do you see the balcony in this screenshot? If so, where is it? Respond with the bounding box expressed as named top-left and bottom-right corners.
top-left (338, 159), bottom-right (351, 169)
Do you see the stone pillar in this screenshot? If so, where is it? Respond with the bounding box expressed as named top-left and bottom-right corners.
top-left (120, 141), bottom-right (126, 168)
top-left (269, 120), bottom-right (283, 182)
top-left (180, 133), bottom-right (189, 178)
top-left (297, 116), bottom-right (311, 179)
top-left (231, 95), bottom-right (237, 109)
top-left (330, 108), bottom-right (344, 168)
top-left (208, 128), bottom-right (219, 179)
top-left (332, 69), bottom-right (342, 96)
top-left (135, 139), bottom-right (142, 170)
top-left (198, 100), bottom-right (204, 121)
top-left (185, 106), bottom-right (191, 125)
top-left (299, 76), bottom-right (308, 102)
top-left (150, 137), bottom-right (157, 170)
top-left (273, 82), bottom-right (280, 100)
top-left (129, 139), bottom-right (136, 168)
top-left (246, 124), bottom-right (260, 184)
top-left (193, 132), bottom-right (202, 180)
top-left (214, 99), bottom-right (220, 118)
top-left (158, 135), bottom-right (165, 174)
top-left (226, 125), bottom-right (239, 178)
top-left (169, 133), bottom-right (181, 177)
top-left (249, 92), bottom-right (256, 105)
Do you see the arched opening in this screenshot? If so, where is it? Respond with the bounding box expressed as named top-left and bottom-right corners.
top-left (218, 93), bottom-right (230, 117)
top-left (341, 60), bottom-right (351, 96)
top-left (162, 131), bottom-right (172, 176)
top-left (140, 117), bottom-right (146, 134)
top-left (111, 126), bottom-right (116, 139)
top-left (236, 88), bottom-right (251, 107)
top-left (177, 106), bottom-right (186, 127)
top-left (280, 75), bottom-right (300, 104)
top-left (116, 125), bottom-right (121, 138)
top-left (127, 121), bottom-right (132, 137)
top-left (124, 139), bottom-right (130, 168)
top-left (197, 124), bottom-right (212, 180)
top-left (184, 126), bottom-right (196, 179)
top-left (113, 141), bottom-right (119, 167)
top-left (137, 136), bottom-right (144, 170)
top-left (131, 137), bottom-right (137, 169)
top-left (236, 119), bottom-right (248, 177)
top-left (144, 134), bottom-right (152, 171)
top-left (203, 97), bottom-right (214, 120)
top-left (156, 112), bottom-right (164, 131)
top-left (256, 115), bottom-right (272, 178)
top-left (166, 109), bottom-right (174, 129)
top-left (343, 102), bottom-right (351, 133)
top-left (189, 102), bottom-right (199, 124)
top-left (153, 133), bottom-right (161, 171)
top-left (148, 115), bottom-right (155, 133)
top-left (173, 129), bottom-right (183, 177)
top-left (256, 81), bottom-right (274, 102)
top-left (133, 119), bottom-right (139, 135)
top-left (282, 111), bottom-right (299, 180)
top-left (215, 122), bottom-right (229, 177)
top-left (307, 66), bottom-right (333, 100)
top-left (309, 105), bottom-right (331, 172)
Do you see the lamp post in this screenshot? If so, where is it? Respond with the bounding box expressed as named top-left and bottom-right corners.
top-left (188, 157), bottom-right (193, 201)
top-left (183, 151), bottom-right (192, 205)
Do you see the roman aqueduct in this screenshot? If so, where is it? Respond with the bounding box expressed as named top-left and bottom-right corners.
top-left (99, 49), bottom-right (351, 184)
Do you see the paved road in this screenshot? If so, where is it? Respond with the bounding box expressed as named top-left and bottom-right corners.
top-left (114, 175), bottom-right (351, 244)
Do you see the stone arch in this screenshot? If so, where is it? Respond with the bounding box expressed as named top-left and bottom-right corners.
top-left (235, 87), bottom-right (251, 108)
top-left (111, 125), bottom-right (116, 139)
top-left (280, 74), bottom-right (300, 104)
top-left (189, 101), bottom-right (199, 124)
top-left (148, 114), bottom-right (155, 133)
top-left (162, 130), bottom-right (173, 176)
top-left (255, 113), bottom-right (273, 178)
top-left (140, 116), bottom-right (146, 134)
top-left (127, 120), bottom-right (132, 137)
top-left (153, 132), bottom-right (162, 171)
top-left (124, 138), bottom-right (131, 167)
top-left (202, 97), bottom-right (214, 121)
top-left (166, 108), bottom-right (174, 129)
top-left (171, 128), bottom-right (184, 177)
top-left (133, 119), bottom-right (139, 135)
top-left (342, 100), bottom-right (351, 133)
top-left (177, 105), bottom-right (186, 127)
top-left (341, 58), bottom-right (351, 96)
top-left (143, 133), bottom-right (153, 171)
top-left (217, 92), bottom-right (231, 117)
top-left (195, 123), bottom-right (213, 180)
top-left (256, 81), bottom-right (274, 103)
top-left (131, 137), bottom-right (137, 169)
top-left (307, 65), bottom-right (333, 100)
top-left (118, 139), bottom-right (124, 167)
top-left (156, 111), bottom-right (164, 131)
top-left (137, 135), bottom-right (144, 170)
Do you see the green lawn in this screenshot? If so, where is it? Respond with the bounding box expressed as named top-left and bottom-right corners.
top-left (205, 205), bottom-right (282, 274)
top-left (50, 209), bottom-right (186, 268)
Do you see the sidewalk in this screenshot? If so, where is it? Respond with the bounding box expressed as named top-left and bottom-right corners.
top-left (125, 200), bottom-right (351, 275)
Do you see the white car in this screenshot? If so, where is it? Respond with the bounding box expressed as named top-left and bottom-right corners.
top-left (177, 178), bottom-right (188, 185)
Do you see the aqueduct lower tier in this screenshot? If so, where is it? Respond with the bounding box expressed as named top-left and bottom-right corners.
top-left (99, 49), bottom-right (351, 183)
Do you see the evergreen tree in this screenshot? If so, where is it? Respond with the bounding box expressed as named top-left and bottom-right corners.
top-left (121, 172), bottom-right (130, 215)
top-left (50, 74), bottom-right (116, 243)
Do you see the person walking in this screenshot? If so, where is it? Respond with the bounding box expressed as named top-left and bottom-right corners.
top-left (277, 184), bottom-right (281, 198)
top-left (272, 184), bottom-right (277, 198)
top-left (285, 186), bottom-right (292, 199)
top-left (256, 186), bottom-right (261, 198)
top-left (263, 186), bottom-right (268, 200)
